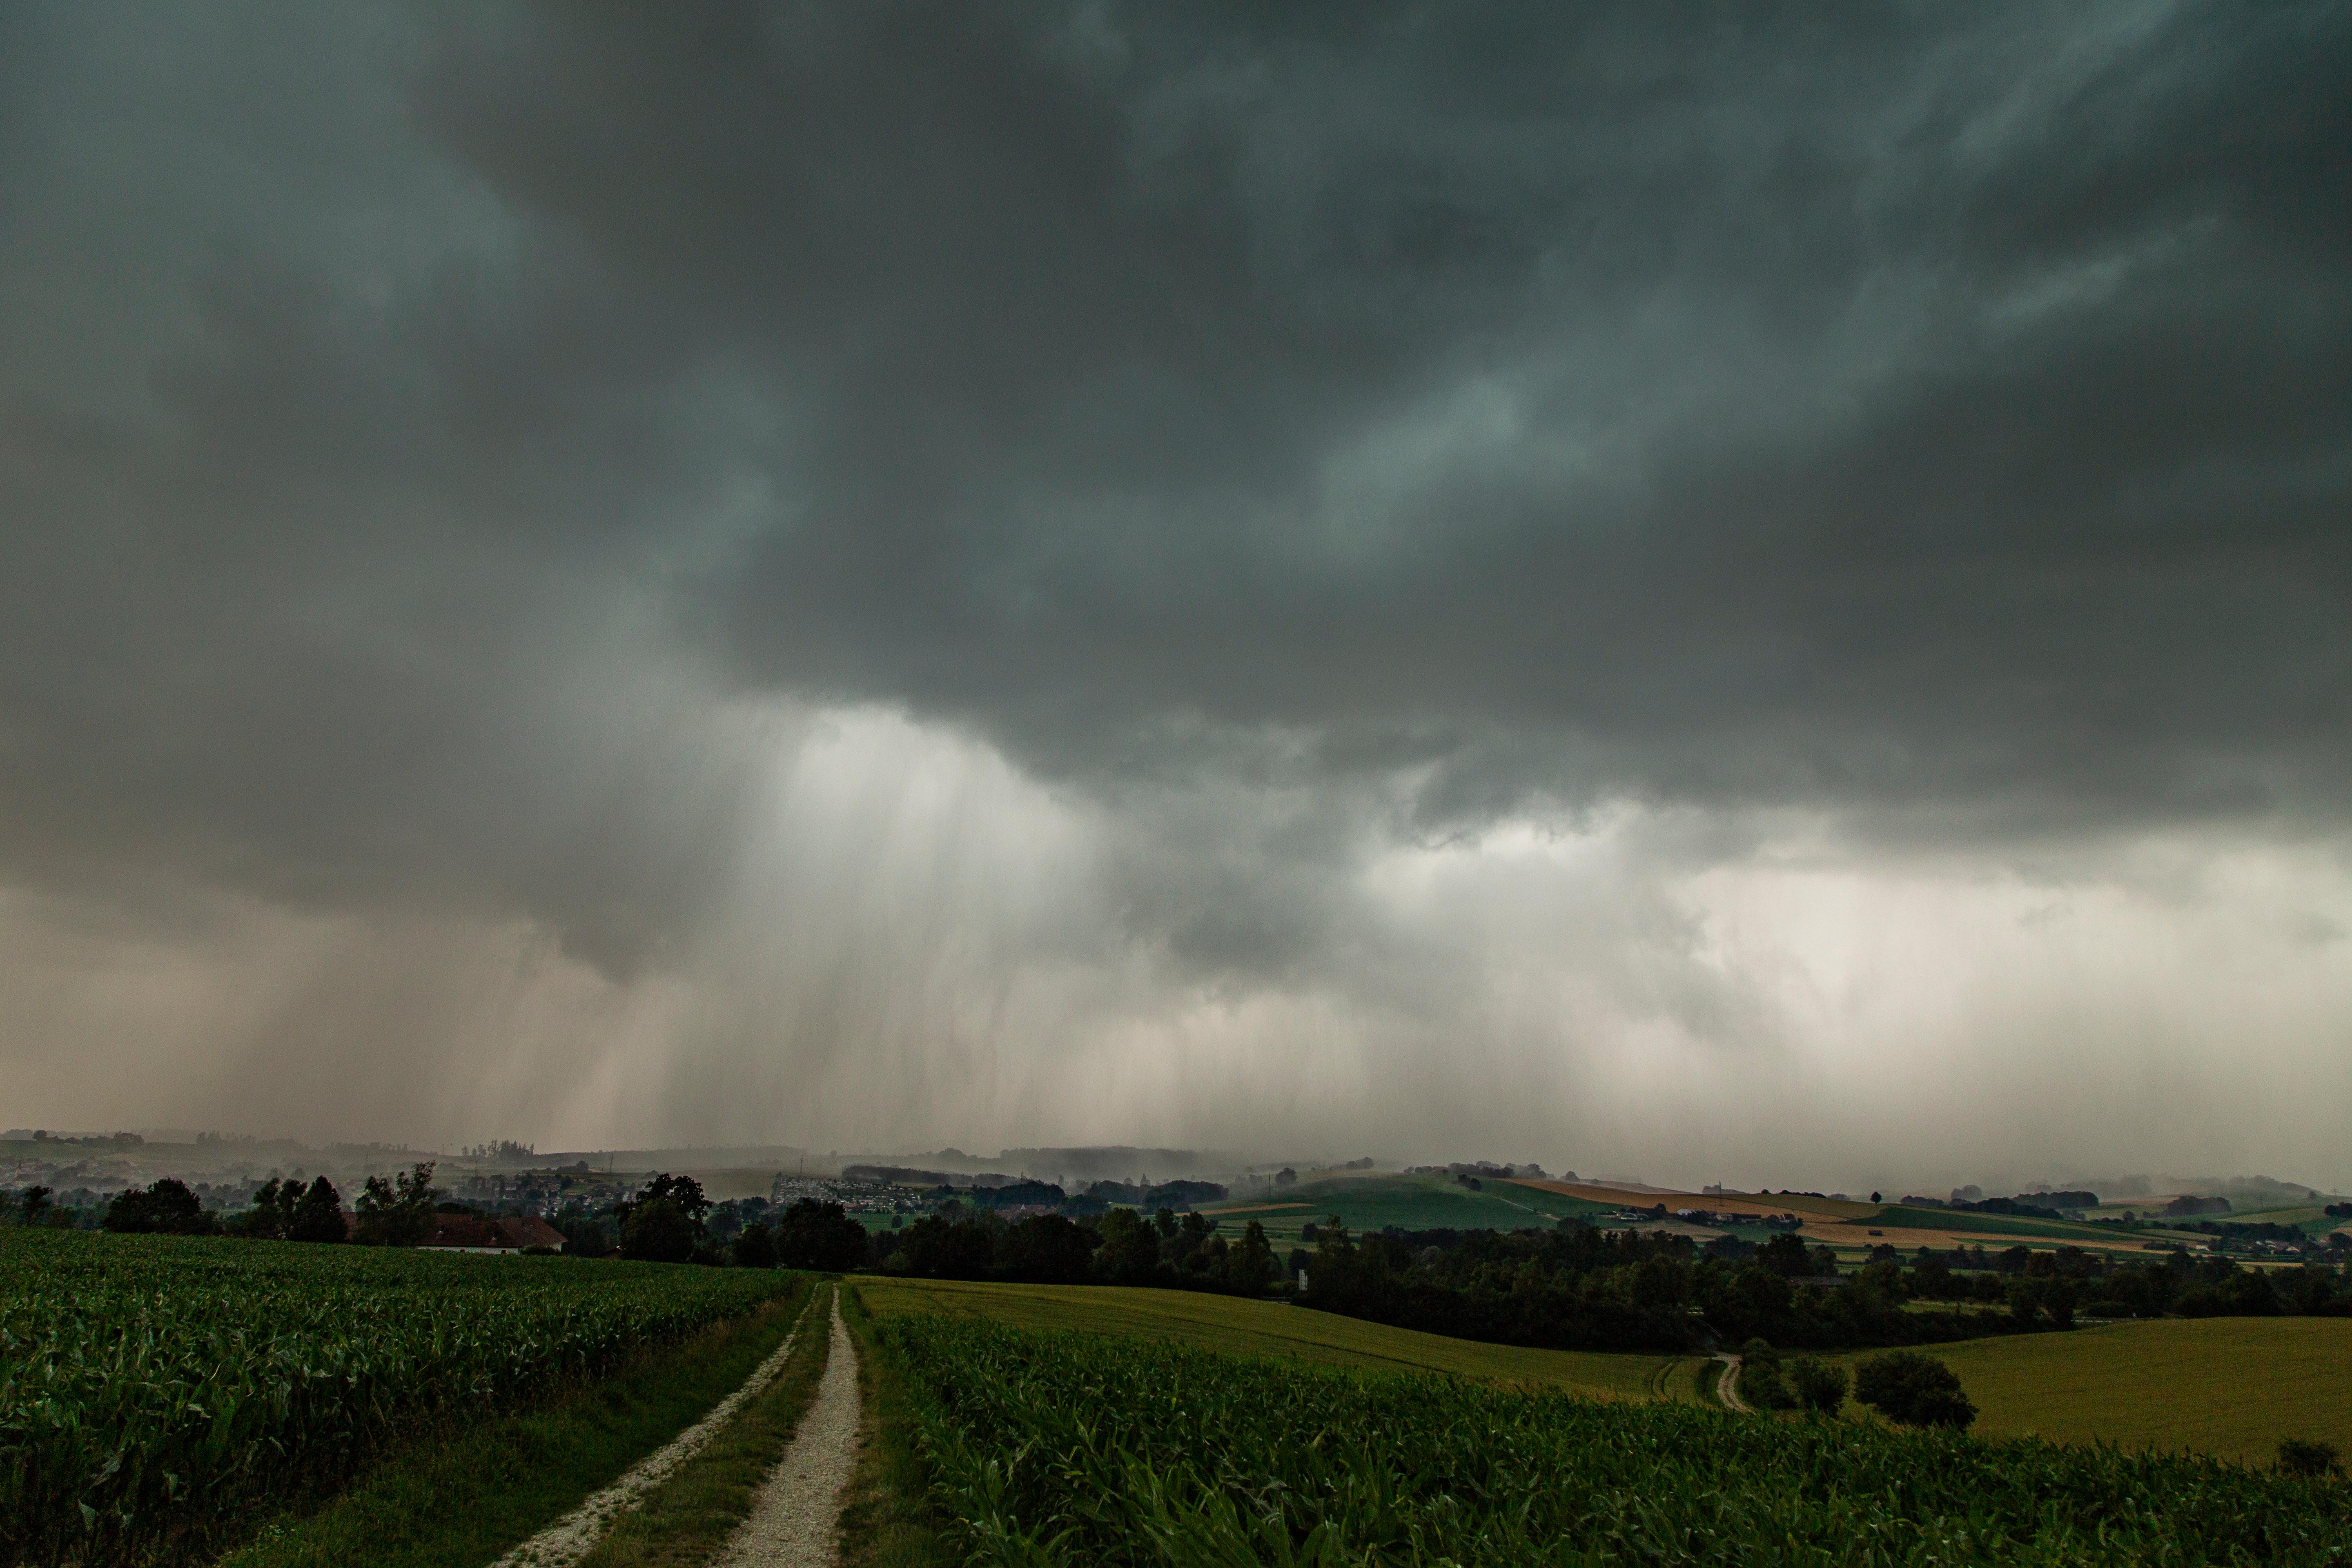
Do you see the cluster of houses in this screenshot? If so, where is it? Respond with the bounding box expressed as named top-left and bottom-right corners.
top-left (770, 1172), bottom-right (922, 1215)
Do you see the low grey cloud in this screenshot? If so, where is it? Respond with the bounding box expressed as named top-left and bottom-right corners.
top-left (1, 2), bottom-right (2347, 1178)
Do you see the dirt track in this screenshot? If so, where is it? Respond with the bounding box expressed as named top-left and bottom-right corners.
top-left (715, 1287), bottom-right (863, 1567)
top-left (490, 1295), bottom-right (815, 1568)
top-left (1715, 1354), bottom-right (1749, 1412)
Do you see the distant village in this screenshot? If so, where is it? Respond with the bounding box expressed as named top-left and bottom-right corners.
top-left (5, 1128), bottom-right (2332, 1266)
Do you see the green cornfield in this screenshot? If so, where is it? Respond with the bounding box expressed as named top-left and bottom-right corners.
top-left (885, 1315), bottom-right (2352, 1566)
top-left (0, 1227), bottom-right (788, 1566)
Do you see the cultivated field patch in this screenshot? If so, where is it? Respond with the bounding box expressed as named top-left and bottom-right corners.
top-left (888, 1315), bottom-right (2352, 1565)
top-left (851, 1275), bottom-right (1703, 1400)
top-left (1216, 1173), bottom-right (1566, 1238)
top-left (1, 1228), bottom-right (793, 1566)
top-left (1824, 1316), bottom-right (2352, 1464)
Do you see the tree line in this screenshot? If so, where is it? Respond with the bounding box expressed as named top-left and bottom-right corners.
top-left (1286, 1221), bottom-right (2352, 1354)
top-left (82, 1165), bottom-right (447, 1245)
top-left (39, 1172), bottom-right (2352, 1354)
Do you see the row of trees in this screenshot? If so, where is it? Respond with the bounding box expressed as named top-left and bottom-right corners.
top-left (1289, 1221), bottom-right (2352, 1355)
top-left (1299, 1223), bottom-right (2033, 1353)
top-left (538, 1175), bottom-right (876, 1271)
top-left (1907, 1240), bottom-right (2352, 1319)
top-left (65, 1165), bottom-right (869, 1269)
top-left (875, 1203), bottom-right (1280, 1292)
top-left (1734, 1341), bottom-right (1976, 1430)
top-left (95, 1164), bottom-right (446, 1245)
top-left (62, 1170), bottom-right (2348, 1348)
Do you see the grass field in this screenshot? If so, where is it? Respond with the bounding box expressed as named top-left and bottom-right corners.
top-left (1824, 1317), bottom-right (2352, 1464)
top-left (851, 1275), bottom-right (1704, 1400)
top-left (2218, 1206), bottom-right (2352, 1238)
top-left (1867, 1203), bottom-right (2116, 1243)
top-left (1515, 1182), bottom-right (1884, 1222)
top-left (1200, 1171), bottom-right (1581, 1239)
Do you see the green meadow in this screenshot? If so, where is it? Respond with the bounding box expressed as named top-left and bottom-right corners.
top-left (1868, 1203), bottom-right (2121, 1243)
top-left (851, 1274), bottom-right (1705, 1400)
top-left (861, 1274), bottom-right (2352, 1470)
top-left (1824, 1316), bottom-right (2352, 1464)
top-left (1201, 1170), bottom-right (1614, 1240)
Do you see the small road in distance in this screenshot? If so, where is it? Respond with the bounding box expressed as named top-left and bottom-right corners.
top-left (1715, 1354), bottom-right (1749, 1412)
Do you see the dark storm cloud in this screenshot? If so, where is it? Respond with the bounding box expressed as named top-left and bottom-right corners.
top-left (394, 0), bottom-right (2352, 841)
top-left (0, 1), bottom-right (784, 972)
top-left (2, 0), bottom-right (2348, 979)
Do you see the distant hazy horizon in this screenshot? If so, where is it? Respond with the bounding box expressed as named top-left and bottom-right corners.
top-left (7, 1127), bottom-right (2336, 1210)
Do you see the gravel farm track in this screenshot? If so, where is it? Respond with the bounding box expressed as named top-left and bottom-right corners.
top-left (715, 1288), bottom-right (865, 1567)
top-left (1715, 1354), bottom-right (1749, 1413)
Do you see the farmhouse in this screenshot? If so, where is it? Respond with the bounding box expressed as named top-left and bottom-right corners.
top-left (422, 1213), bottom-right (565, 1252)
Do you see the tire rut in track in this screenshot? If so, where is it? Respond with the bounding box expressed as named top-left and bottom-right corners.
top-left (491, 1292), bottom-right (817, 1568)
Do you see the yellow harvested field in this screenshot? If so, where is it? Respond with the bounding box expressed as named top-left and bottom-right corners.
top-left (1701, 1189), bottom-right (1882, 1221)
top-left (1792, 1218), bottom-right (2148, 1256)
top-left (1503, 1180), bottom-right (2167, 1256)
top-left (1828, 1317), bottom-right (2352, 1464)
top-left (849, 1275), bottom-right (1705, 1401)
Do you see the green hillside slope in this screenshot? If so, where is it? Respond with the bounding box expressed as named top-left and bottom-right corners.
top-left (851, 1274), bottom-right (1702, 1400)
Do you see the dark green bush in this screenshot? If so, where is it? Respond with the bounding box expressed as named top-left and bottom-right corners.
top-left (2280, 1439), bottom-right (2344, 1479)
top-left (733, 1219), bottom-right (779, 1269)
top-left (1855, 1349), bottom-right (1977, 1429)
top-left (1790, 1355), bottom-right (1848, 1414)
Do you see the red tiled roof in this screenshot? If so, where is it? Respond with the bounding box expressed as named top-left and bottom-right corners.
top-left (428, 1214), bottom-right (501, 1248)
top-left (499, 1214), bottom-right (566, 1250)
top-left (425, 1212), bottom-right (567, 1250)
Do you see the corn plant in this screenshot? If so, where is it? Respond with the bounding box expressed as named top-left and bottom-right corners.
top-left (0, 1228), bottom-right (786, 1566)
top-left (883, 1314), bottom-right (2352, 1566)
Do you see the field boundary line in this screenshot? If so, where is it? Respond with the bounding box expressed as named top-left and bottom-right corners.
top-left (491, 1285), bottom-right (822, 1568)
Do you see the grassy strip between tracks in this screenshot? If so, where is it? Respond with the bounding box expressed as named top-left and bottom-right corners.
top-left (572, 1285), bottom-right (837, 1568)
top-left (837, 1284), bottom-right (958, 1568)
top-left (215, 1278), bottom-right (814, 1568)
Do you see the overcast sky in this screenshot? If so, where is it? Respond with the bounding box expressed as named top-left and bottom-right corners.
top-left (4, 2), bottom-right (2347, 1190)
